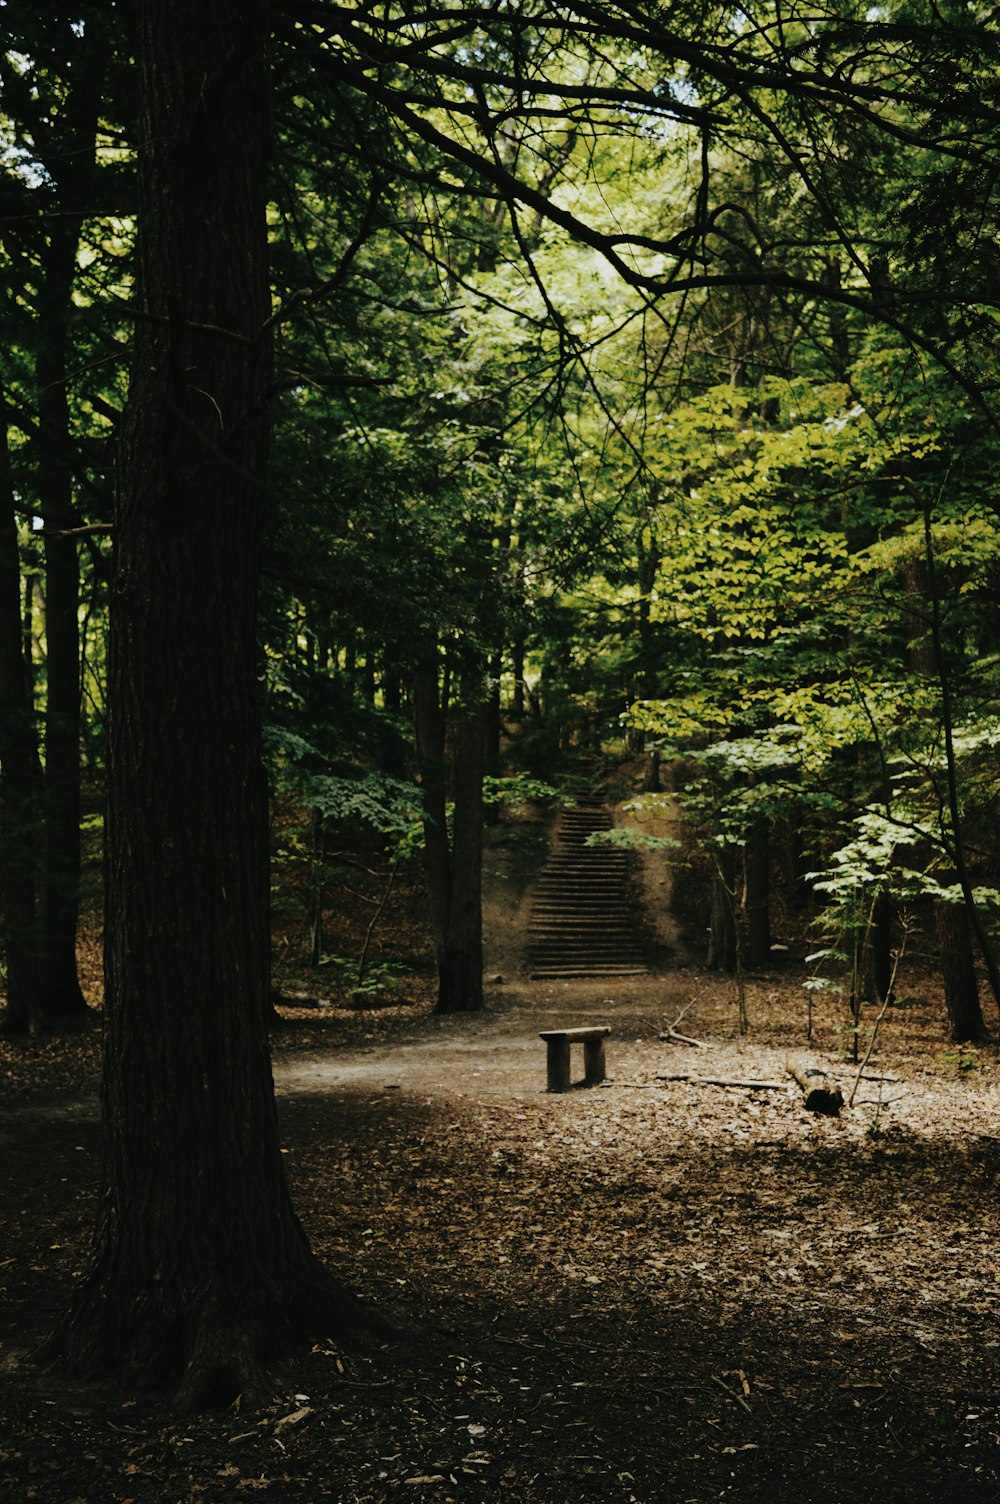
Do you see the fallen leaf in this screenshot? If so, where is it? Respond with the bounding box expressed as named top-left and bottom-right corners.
top-left (274, 1407), bottom-right (313, 1429)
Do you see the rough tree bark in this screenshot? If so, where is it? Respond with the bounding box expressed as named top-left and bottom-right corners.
top-left (49, 0), bottom-right (379, 1404)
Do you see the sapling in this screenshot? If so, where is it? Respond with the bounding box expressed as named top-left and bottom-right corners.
top-left (848, 913), bottom-right (910, 1108)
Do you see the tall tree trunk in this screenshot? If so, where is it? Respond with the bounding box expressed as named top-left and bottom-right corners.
top-left (628, 531), bottom-right (659, 754)
top-left (510, 633), bottom-right (526, 718)
top-left (486, 648), bottom-right (502, 776)
top-left (743, 817), bottom-right (771, 968)
top-left (413, 658), bottom-right (451, 977)
top-left (438, 691), bottom-right (486, 1012)
top-left (0, 389), bottom-right (45, 1033)
top-left (412, 657), bottom-right (486, 1013)
top-left (936, 901), bottom-right (986, 1043)
top-left (708, 843), bottom-right (738, 973)
top-left (50, 0), bottom-right (376, 1403)
top-left (22, 568), bottom-right (36, 700)
top-left (917, 511), bottom-right (1000, 1014)
top-left (376, 660), bottom-right (406, 775)
top-left (865, 893), bottom-right (894, 1003)
top-left (37, 225), bottom-right (88, 1020)
top-left (383, 665), bottom-right (402, 716)
top-left (362, 644), bottom-right (376, 705)
top-left (484, 647), bottom-right (502, 825)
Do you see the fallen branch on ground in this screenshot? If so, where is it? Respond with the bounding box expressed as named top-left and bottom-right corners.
top-left (659, 1002), bottom-right (707, 1047)
top-left (665, 1002), bottom-right (692, 1032)
top-left (710, 1375), bottom-right (752, 1415)
top-left (655, 1072), bottom-right (786, 1090)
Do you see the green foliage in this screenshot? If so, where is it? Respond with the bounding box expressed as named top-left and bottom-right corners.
top-left (265, 727), bottom-right (421, 843)
top-left (482, 775), bottom-right (563, 812)
top-left (941, 1048), bottom-right (981, 1075)
top-left (318, 953), bottom-right (411, 1004)
top-left (586, 827), bottom-right (680, 853)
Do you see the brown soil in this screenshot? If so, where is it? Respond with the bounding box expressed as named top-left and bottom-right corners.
top-left (3, 815), bottom-right (1000, 1502)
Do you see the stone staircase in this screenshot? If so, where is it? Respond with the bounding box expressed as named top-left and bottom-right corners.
top-left (528, 797), bottom-right (648, 979)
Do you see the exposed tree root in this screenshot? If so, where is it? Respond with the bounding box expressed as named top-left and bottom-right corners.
top-left (41, 1242), bottom-right (401, 1412)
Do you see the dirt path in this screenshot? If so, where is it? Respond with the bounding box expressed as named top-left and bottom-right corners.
top-left (4, 968), bottom-right (1000, 1502)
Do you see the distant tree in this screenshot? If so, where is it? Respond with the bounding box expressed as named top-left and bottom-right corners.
top-left (0, 387), bottom-right (44, 1032)
top-left (0, 7), bottom-right (128, 1026)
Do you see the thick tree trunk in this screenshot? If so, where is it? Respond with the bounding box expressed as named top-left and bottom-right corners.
top-left (0, 390), bottom-right (45, 1033)
top-left (936, 901), bottom-right (986, 1043)
top-left (50, 1), bottom-right (376, 1403)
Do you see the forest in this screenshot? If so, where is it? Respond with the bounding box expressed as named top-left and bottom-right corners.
top-left (3, 1), bottom-right (1000, 1500)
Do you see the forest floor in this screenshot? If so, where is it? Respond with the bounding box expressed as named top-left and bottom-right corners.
top-left (3, 809), bottom-right (1000, 1502)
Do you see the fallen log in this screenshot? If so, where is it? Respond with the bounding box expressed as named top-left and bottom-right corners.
top-left (270, 987), bottom-right (322, 1009)
top-left (655, 1073), bottom-right (785, 1091)
top-left (786, 1058), bottom-right (844, 1116)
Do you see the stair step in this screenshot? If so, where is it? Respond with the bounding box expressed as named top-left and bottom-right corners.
top-left (528, 796), bottom-right (648, 979)
top-left (530, 966), bottom-right (648, 978)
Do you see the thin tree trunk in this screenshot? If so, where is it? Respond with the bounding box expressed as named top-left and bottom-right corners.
top-left (413, 658), bottom-right (487, 1013)
top-left (744, 817), bottom-right (771, 968)
top-left (486, 648), bottom-right (502, 776)
top-left (412, 658), bottom-right (451, 978)
top-left (438, 692), bottom-right (486, 1013)
top-left (383, 666), bottom-right (402, 715)
top-left (37, 225), bottom-right (87, 1020)
top-left (511, 633), bottom-right (526, 718)
top-left (377, 660), bottom-right (406, 775)
top-left (22, 568), bottom-right (36, 701)
top-left (0, 388), bottom-right (44, 1033)
top-left (484, 647), bottom-right (502, 825)
top-left (865, 893), bottom-right (894, 1003)
top-left (708, 843), bottom-right (738, 973)
top-left (362, 644), bottom-right (376, 705)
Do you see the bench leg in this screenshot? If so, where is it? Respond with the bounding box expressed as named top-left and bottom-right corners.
top-left (546, 1037), bottom-right (571, 1092)
top-left (583, 1036), bottom-right (607, 1085)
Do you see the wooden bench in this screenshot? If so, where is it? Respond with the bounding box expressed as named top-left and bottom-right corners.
top-left (539, 1026), bottom-right (611, 1092)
